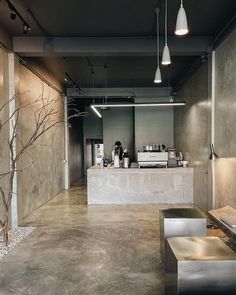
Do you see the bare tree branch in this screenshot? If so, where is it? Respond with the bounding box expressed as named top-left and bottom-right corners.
top-left (0, 92), bottom-right (83, 245)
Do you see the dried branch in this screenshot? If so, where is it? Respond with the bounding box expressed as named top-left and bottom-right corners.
top-left (0, 92), bottom-right (83, 245)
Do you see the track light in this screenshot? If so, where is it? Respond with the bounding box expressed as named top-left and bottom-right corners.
top-left (209, 144), bottom-right (219, 160)
top-left (23, 23), bottom-right (31, 34)
top-left (64, 72), bottom-right (81, 91)
top-left (10, 10), bottom-right (16, 20)
top-left (175, 0), bottom-right (188, 36)
top-left (64, 74), bottom-right (69, 82)
top-left (6, 0), bottom-right (31, 35)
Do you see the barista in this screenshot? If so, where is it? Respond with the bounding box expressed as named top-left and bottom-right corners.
top-left (114, 141), bottom-right (123, 160)
top-left (113, 141), bottom-right (123, 168)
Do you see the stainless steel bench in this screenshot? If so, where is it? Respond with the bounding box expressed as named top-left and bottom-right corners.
top-left (165, 237), bottom-right (236, 294)
top-left (160, 208), bottom-right (207, 261)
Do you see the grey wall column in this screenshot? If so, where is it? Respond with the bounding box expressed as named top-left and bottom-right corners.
top-left (8, 52), bottom-right (18, 227)
top-left (211, 51), bottom-right (216, 209)
top-left (64, 97), bottom-right (70, 190)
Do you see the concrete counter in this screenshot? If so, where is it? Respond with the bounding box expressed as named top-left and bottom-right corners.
top-left (87, 166), bottom-right (193, 204)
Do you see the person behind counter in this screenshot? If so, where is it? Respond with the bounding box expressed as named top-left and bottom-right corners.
top-left (113, 141), bottom-right (123, 168)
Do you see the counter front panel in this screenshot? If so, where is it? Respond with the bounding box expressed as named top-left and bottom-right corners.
top-left (87, 167), bottom-right (193, 204)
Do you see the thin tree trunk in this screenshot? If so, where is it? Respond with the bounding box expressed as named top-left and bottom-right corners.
top-left (3, 222), bottom-right (8, 246)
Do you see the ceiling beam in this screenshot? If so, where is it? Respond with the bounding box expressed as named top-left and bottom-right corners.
top-left (13, 36), bottom-right (210, 57)
top-left (67, 87), bottom-right (172, 99)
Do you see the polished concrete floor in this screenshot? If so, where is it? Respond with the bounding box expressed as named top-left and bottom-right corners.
top-left (0, 182), bottom-right (220, 295)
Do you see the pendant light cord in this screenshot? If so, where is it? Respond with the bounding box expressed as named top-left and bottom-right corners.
top-left (104, 64), bottom-right (108, 104)
top-left (165, 0), bottom-right (168, 45)
top-left (156, 8), bottom-right (159, 66)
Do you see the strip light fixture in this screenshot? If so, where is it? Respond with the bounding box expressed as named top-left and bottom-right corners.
top-left (91, 105), bottom-right (102, 118)
top-left (90, 100), bottom-right (186, 118)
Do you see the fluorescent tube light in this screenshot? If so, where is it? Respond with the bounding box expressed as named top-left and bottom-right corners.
top-left (91, 105), bottom-right (102, 118)
top-left (91, 102), bottom-right (186, 108)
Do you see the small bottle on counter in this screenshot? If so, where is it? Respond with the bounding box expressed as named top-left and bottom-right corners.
top-left (114, 153), bottom-right (120, 168)
top-left (123, 149), bottom-right (130, 168)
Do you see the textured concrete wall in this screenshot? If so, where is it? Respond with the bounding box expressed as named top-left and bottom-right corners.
top-left (174, 63), bottom-right (211, 211)
top-left (134, 96), bottom-right (174, 155)
top-left (103, 107), bottom-right (134, 158)
top-left (215, 29), bottom-right (236, 208)
top-left (69, 117), bottom-right (84, 184)
top-left (15, 60), bottom-right (65, 222)
top-left (83, 107), bottom-right (103, 140)
top-left (0, 26), bottom-right (13, 50)
top-left (0, 48), bottom-right (9, 223)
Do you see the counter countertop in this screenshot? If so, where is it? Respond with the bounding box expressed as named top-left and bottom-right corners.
top-left (88, 165), bottom-right (193, 174)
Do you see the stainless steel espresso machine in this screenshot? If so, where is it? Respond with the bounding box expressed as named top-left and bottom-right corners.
top-left (138, 144), bottom-right (168, 168)
top-left (138, 152), bottom-right (168, 168)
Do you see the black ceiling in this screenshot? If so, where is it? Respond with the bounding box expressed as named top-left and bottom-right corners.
top-left (0, 0), bottom-right (235, 37)
top-left (0, 0), bottom-right (235, 88)
top-left (28, 55), bottom-right (198, 88)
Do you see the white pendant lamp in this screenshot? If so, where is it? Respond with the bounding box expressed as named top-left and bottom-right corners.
top-left (154, 8), bottom-right (162, 83)
top-left (154, 66), bottom-right (162, 83)
top-left (162, 0), bottom-right (171, 65)
top-left (175, 0), bottom-right (188, 35)
top-left (162, 44), bottom-right (171, 65)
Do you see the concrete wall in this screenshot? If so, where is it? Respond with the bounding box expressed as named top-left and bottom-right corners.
top-left (103, 107), bottom-right (134, 158)
top-left (15, 60), bottom-right (65, 222)
top-left (135, 100), bottom-right (174, 154)
top-left (83, 107), bottom-right (103, 140)
top-left (214, 29), bottom-right (236, 208)
top-left (69, 117), bottom-right (84, 184)
top-left (0, 26), bottom-right (13, 50)
top-left (82, 88), bottom-right (174, 167)
top-left (0, 48), bottom-right (10, 223)
top-left (174, 62), bottom-right (211, 211)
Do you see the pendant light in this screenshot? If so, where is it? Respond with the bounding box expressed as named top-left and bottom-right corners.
top-left (162, 0), bottom-right (171, 65)
top-left (154, 8), bottom-right (162, 83)
top-left (175, 0), bottom-right (188, 35)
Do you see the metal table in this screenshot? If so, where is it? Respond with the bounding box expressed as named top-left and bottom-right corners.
top-left (160, 208), bottom-right (207, 261)
top-left (165, 237), bottom-right (236, 294)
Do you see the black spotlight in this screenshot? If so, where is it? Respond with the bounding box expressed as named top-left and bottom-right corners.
top-left (23, 23), bottom-right (31, 34)
top-left (64, 72), bottom-right (69, 82)
top-left (10, 10), bottom-right (16, 20)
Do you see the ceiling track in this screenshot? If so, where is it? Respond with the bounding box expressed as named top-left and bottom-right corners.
top-left (27, 7), bottom-right (50, 37)
top-left (0, 37), bottom-right (63, 95)
top-left (19, 58), bottom-right (64, 95)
